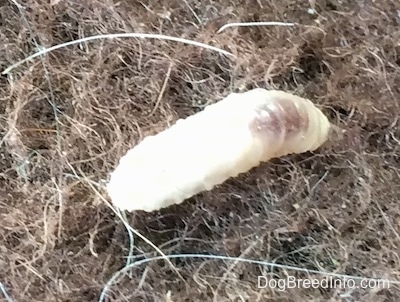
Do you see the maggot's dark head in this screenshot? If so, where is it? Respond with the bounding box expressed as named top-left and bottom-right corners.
top-left (247, 89), bottom-right (331, 154)
top-left (249, 94), bottom-right (310, 141)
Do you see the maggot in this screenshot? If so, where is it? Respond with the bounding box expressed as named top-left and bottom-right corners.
top-left (107, 88), bottom-right (331, 212)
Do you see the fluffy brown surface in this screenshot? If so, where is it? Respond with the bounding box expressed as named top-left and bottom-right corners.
top-left (1, 0), bottom-right (400, 301)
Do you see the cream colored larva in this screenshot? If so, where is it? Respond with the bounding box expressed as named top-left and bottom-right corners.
top-left (107, 88), bottom-right (331, 212)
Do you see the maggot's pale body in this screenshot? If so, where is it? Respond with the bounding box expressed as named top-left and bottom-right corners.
top-left (107, 88), bottom-right (331, 212)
